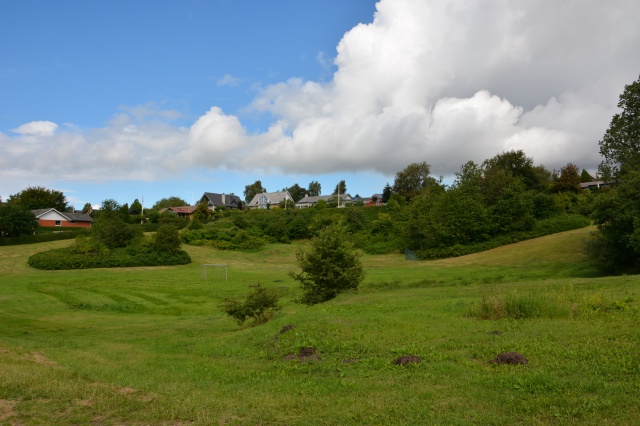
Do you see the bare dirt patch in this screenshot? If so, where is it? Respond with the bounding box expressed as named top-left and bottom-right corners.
top-left (25, 351), bottom-right (58, 366)
top-left (284, 346), bottom-right (319, 362)
top-left (490, 352), bottom-right (528, 365)
top-left (394, 355), bottom-right (421, 366)
top-left (0, 400), bottom-right (17, 423)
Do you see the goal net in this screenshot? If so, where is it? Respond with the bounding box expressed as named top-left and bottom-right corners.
top-left (201, 263), bottom-right (228, 281)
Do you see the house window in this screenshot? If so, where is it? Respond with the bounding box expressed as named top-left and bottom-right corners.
top-left (70, 220), bottom-right (76, 224)
top-left (55, 221), bottom-right (61, 226)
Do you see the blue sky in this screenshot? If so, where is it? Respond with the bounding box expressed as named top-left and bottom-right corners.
top-left (2, 0), bottom-right (640, 209)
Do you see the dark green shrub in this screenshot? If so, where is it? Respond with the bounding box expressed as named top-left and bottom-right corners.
top-left (219, 284), bottom-right (281, 326)
top-left (291, 225), bottom-right (365, 305)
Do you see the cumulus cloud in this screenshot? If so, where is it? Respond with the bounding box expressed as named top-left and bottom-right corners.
top-left (12, 121), bottom-right (58, 136)
top-left (2, 0), bottom-right (640, 183)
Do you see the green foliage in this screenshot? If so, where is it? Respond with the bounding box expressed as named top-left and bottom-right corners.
top-left (244, 180), bottom-right (266, 203)
top-left (285, 183), bottom-right (307, 202)
top-left (0, 203), bottom-right (36, 238)
top-left (333, 179), bottom-right (347, 195)
top-left (0, 229), bottom-right (89, 246)
top-left (153, 225), bottom-right (181, 253)
top-left (181, 219), bottom-right (267, 250)
top-left (469, 292), bottom-right (571, 320)
top-left (307, 180), bottom-right (321, 196)
top-left (91, 217), bottom-right (141, 249)
top-left (381, 183), bottom-right (392, 203)
top-left (291, 225), bottom-right (365, 304)
top-left (587, 169), bottom-right (640, 273)
top-left (28, 245), bottom-right (191, 270)
top-left (581, 169), bottom-right (594, 182)
top-left (552, 163), bottom-right (581, 193)
top-left (130, 199), bottom-right (143, 214)
top-left (219, 284), bottom-right (281, 326)
top-left (152, 196), bottom-right (189, 211)
top-left (588, 75), bottom-right (640, 273)
top-left (7, 186), bottom-right (68, 211)
top-left (598, 73), bottom-right (640, 180)
top-left (483, 149), bottom-right (546, 191)
top-left (392, 161), bottom-right (438, 201)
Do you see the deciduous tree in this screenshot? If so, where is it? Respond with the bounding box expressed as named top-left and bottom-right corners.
top-left (152, 196), bottom-right (189, 210)
top-left (599, 74), bottom-right (640, 181)
top-left (392, 162), bottom-right (437, 202)
top-left (7, 186), bottom-right (68, 211)
top-left (0, 204), bottom-right (36, 237)
top-left (244, 180), bottom-right (266, 203)
top-left (307, 181), bottom-right (321, 197)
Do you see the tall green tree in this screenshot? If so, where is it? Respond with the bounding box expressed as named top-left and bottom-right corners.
top-left (552, 163), bottom-right (581, 193)
top-left (581, 169), bottom-right (595, 183)
top-left (285, 183), bottom-right (307, 202)
top-left (7, 186), bottom-right (68, 211)
top-left (588, 75), bottom-right (640, 273)
top-left (483, 150), bottom-right (545, 191)
top-left (244, 180), bottom-right (266, 203)
top-left (333, 180), bottom-right (347, 195)
top-left (130, 199), bottom-right (143, 214)
top-left (0, 204), bottom-right (36, 237)
top-left (307, 181), bottom-right (321, 197)
top-left (598, 73), bottom-right (640, 181)
top-left (82, 203), bottom-right (93, 214)
top-left (392, 161), bottom-right (437, 202)
top-left (381, 183), bottom-right (393, 203)
top-left (152, 196), bottom-right (188, 210)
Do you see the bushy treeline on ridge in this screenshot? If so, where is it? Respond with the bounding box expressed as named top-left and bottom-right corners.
top-left (180, 149), bottom-right (594, 259)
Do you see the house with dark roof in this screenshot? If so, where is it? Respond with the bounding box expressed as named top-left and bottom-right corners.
top-left (295, 194), bottom-right (353, 209)
top-left (32, 208), bottom-right (93, 228)
top-left (247, 191), bottom-right (293, 209)
top-left (199, 192), bottom-right (243, 210)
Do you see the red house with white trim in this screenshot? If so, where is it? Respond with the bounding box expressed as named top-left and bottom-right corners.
top-left (31, 208), bottom-right (93, 228)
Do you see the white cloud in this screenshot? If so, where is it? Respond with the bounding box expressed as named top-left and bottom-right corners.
top-left (217, 74), bottom-right (241, 87)
top-left (2, 0), bottom-right (640, 183)
top-left (12, 121), bottom-right (58, 136)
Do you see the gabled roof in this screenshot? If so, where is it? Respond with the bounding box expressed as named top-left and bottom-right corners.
top-left (31, 208), bottom-right (93, 222)
top-left (160, 206), bottom-right (197, 214)
top-left (200, 192), bottom-right (243, 208)
top-left (248, 191), bottom-right (292, 207)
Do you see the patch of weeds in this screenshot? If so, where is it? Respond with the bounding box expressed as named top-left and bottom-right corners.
top-left (219, 284), bottom-right (281, 327)
top-left (469, 292), bottom-right (571, 320)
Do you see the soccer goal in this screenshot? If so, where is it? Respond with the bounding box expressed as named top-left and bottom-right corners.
top-left (201, 263), bottom-right (228, 281)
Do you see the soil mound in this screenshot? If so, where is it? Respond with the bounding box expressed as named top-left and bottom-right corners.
top-left (490, 352), bottom-right (528, 365)
top-left (394, 355), bottom-right (421, 365)
top-left (284, 346), bottom-right (318, 362)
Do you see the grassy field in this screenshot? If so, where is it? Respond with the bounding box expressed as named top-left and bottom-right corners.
top-left (1, 227), bottom-right (639, 425)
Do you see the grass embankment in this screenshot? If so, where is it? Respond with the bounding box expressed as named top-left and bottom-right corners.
top-left (1, 227), bottom-right (639, 424)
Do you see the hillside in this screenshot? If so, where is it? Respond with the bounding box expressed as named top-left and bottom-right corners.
top-left (1, 227), bottom-right (639, 424)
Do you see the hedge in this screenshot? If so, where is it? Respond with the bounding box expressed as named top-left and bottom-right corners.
top-left (0, 229), bottom-right (90, 246)
top-left (28, 246), bottom-right (191, 270)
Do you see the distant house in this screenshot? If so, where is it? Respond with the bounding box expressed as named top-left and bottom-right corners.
top-left (199, 192), bottom-right (243, 210)
top-left (363, 194), bottom-right (384, 207)
top-left (159, 205), bottom-right (197, 219)
top-left (580, 181), bottom-right (608, 190)
top-left (247, 191), bottom-right (293, 209)
top-left (32, 208), bottom-right (93, 228)
top-left (295, 194), bottom-right (353, 209)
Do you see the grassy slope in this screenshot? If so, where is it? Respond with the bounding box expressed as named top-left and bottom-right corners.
top-left (0, 228), bottom-right (639, 425)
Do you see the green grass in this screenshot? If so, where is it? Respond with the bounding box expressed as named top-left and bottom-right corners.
top-left (1, 227), bottom-right (639, 424)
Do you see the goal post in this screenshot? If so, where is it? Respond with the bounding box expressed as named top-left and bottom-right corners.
top-left (201, 263), bottom-right (228, 281)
